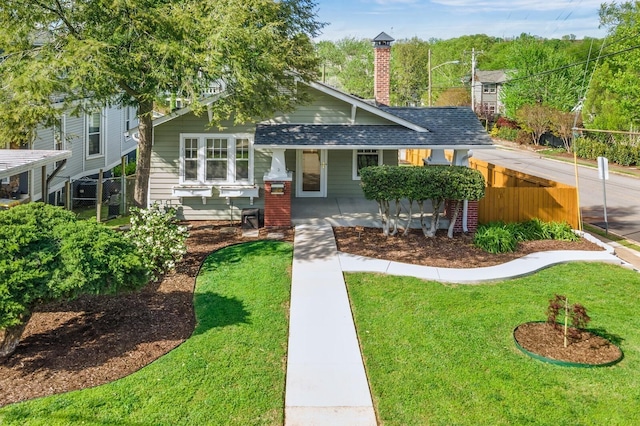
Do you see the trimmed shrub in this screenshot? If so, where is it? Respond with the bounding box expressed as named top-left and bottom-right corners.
top-left (0, 203), bottom-right (148, 357)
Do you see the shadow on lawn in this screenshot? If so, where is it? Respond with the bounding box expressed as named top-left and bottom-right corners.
top-left (192, 292), bottom-right (250, 336)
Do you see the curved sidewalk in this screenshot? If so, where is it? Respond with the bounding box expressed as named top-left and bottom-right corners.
top-left (285, 223), bottom-right (633, 426)
top-left (338, 232), bottom-right (632, 283)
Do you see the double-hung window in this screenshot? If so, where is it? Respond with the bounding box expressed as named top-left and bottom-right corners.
top-left (353, 149), bottom-right (383, 180)
top-left (87, 111), bottom-right (103, 157)
top-left (483, 83), bottom-right (496, 94)
top-left (181, 134), bottom-right (253, 185)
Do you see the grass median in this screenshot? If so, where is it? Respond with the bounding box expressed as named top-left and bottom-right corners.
top-left (347, 262), bottom-right (640, 425)
top-left (0, 240), bottom-right (293, 426)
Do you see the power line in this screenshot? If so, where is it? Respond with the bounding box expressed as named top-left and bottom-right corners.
top-left (503, 43), bottom-right (640, 85)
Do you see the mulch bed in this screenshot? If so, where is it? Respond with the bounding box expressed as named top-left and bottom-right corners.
top-left (0, 222), bottom-right (604, 407)
top-left (514, 322), bottom-right (622, 365)
top-left (333, 226), bottom-right (604, 268)
top-left (0, 222), bottom-right (293, 407)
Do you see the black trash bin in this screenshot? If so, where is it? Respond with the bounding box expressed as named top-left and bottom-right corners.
top-left (241, 208), bottom-right (260, 229)
top-left (108, 193), bottom-right (120, 218)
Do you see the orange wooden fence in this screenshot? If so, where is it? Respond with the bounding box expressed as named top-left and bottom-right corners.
top-left (404, 151), bottom-right (580, 228)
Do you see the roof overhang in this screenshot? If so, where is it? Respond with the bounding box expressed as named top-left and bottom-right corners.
top-left (255, 144), bottom-right (494, 150)
top-left (0, 150), bottom-right (72, 180)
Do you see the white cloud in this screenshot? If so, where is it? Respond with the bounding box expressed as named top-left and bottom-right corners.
top-left (431, 0), bottom-right (603, 12)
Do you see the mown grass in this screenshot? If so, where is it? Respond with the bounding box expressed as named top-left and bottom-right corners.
top-left (0, 240), bottom-right (293, 426)
top-left (583, 223), bottom-right (640, 252)
top-left (346, 262), bottom-right (640, 425)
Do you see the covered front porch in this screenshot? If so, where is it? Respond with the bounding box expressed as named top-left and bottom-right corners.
top-left (290, 197), bottom-right (449, 229)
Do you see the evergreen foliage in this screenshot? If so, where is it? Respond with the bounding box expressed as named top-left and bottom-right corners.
top-left (0, 203), bottom-right (147, 332)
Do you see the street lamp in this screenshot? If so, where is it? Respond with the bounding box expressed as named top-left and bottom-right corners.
top-left (428, 49), bottom-right (460, 107)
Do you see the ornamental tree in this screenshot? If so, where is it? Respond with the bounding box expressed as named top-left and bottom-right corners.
top-left (0, 0), bottom-right (323, 207)
top-left (360, 165), bottom-right (485, 238)
top-left (0, 203), bottom-right (148, 358)
top-left (443, 166), bottom-right (485, 238)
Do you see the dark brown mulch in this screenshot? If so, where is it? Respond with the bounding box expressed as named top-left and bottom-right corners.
top-left (333, 226), bottom-right (604, 268)
top-left (514, 322), bottom-right (622, 365)
top-left (0, 222), bottom-right (603, 407)
top-left (0, 222), bottom-right (294, 408)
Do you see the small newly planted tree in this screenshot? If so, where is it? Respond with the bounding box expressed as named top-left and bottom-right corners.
top-left (0, 203), bottom-right (148, 358)
top-left (547, 294), bottom-right (591, 347)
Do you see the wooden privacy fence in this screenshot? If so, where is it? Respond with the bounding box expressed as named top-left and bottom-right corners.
top-left (403, 150), bottom-right (579, 228)
top-left (469, 158), bottom-right (579, 228)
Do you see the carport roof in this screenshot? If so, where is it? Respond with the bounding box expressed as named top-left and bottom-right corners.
top-left (0, 149), bottom-right (72, 180)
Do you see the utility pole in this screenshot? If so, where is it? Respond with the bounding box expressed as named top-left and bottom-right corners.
top-left (428, 49), bottom-right (431, 107)
top-left (470, 48), bottom-right (477, 113)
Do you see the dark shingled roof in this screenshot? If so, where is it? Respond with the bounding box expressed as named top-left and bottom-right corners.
top-left (255, 107), bottom-right (493, 148)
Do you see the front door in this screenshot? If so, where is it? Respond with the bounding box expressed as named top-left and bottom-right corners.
top-left (296, 149), bottom-right (327, 197)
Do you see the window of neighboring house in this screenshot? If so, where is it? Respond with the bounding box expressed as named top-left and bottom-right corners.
top-left (181, 134), bottom-right (253, 184)
top-left (483, 83), bottom-right (497, 94)
top-left (53, 117), bottom-right (65, 168)
top-left (87, 111), bottom-right (103, 157)
top-left (353, 149), bottom-right (383, 180)
top-left (483, 102), bottom-right (496, 116)
top-left (125, 106), bottom-right (132, 132)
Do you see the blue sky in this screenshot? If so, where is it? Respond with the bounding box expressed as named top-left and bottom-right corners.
top-left (314, 0), bottom-right (607, 41)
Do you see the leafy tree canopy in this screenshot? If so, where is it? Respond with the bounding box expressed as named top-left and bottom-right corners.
top-left (0, 0), bottom-right (323, 206)
top-left (583, 1), bottom-right (640, 130)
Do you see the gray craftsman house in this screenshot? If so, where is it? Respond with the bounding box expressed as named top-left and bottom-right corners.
top-left (146, 33), bottom-right (494, 227)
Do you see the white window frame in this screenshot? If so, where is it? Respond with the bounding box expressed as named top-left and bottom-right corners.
top-left (483, 83), bottom-right (497, 94)
top-left (352, 149), bottom-right (383, 180)
top-left (179, 133), bottom-right (254, 185)
top-left (124, 106), bottom-right (132, 132)
top-left (483, 102), bottom-right (496, 115)
top-left (54, 116), bottom-right (66, 169)
top-left (86, 110), bottom-right (104, 158)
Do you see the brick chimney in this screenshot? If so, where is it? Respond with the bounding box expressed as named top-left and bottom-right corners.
top-left (373, 31), bottom-right (394, 106)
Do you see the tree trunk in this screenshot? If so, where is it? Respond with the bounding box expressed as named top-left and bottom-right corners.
top-left (403, 199), bottom-right (413, 236)
top-left (0, 319), bottom-right (30, 359)
top-left (447, 200), bottom-right (463, 238)
top-left (425, 199), bottom-right (443, 238)
top-left (133, 100), bottom-right (154, 208)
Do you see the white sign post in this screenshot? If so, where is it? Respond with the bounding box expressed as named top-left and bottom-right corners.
top-left (597, 156), bottom-right (609, 234)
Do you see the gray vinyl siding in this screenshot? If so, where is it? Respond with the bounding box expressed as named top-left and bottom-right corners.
top-left (21, 104), bottom-right (136, 201)
top-left (151, 112), bottom-right (267, 220)
top-left (325, 150), bottom-right (398, 197)
top-left (266, 87), bottom-right (392, 125)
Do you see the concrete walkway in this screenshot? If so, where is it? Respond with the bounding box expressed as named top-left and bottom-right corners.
top-left (285, 222), bottom-right (635, 425)
top-left (285, 223), bottom-right (376, 426)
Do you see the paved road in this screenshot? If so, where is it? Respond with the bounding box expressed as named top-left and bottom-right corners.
top-left (473, 147), bottom-right (640, 242)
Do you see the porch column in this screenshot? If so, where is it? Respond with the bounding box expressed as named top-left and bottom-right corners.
top-left (425, 149), bottom-right (449, 165)
top-left (452, 149), bottom-right (473, 166)
top-left (264, 149), bottom-right (293, 227)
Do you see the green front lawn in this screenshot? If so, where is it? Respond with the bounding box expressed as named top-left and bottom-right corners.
top-left (0, 241), bottom-right (293, 425)
top-left (346, 262), bottom-right (640, 425)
